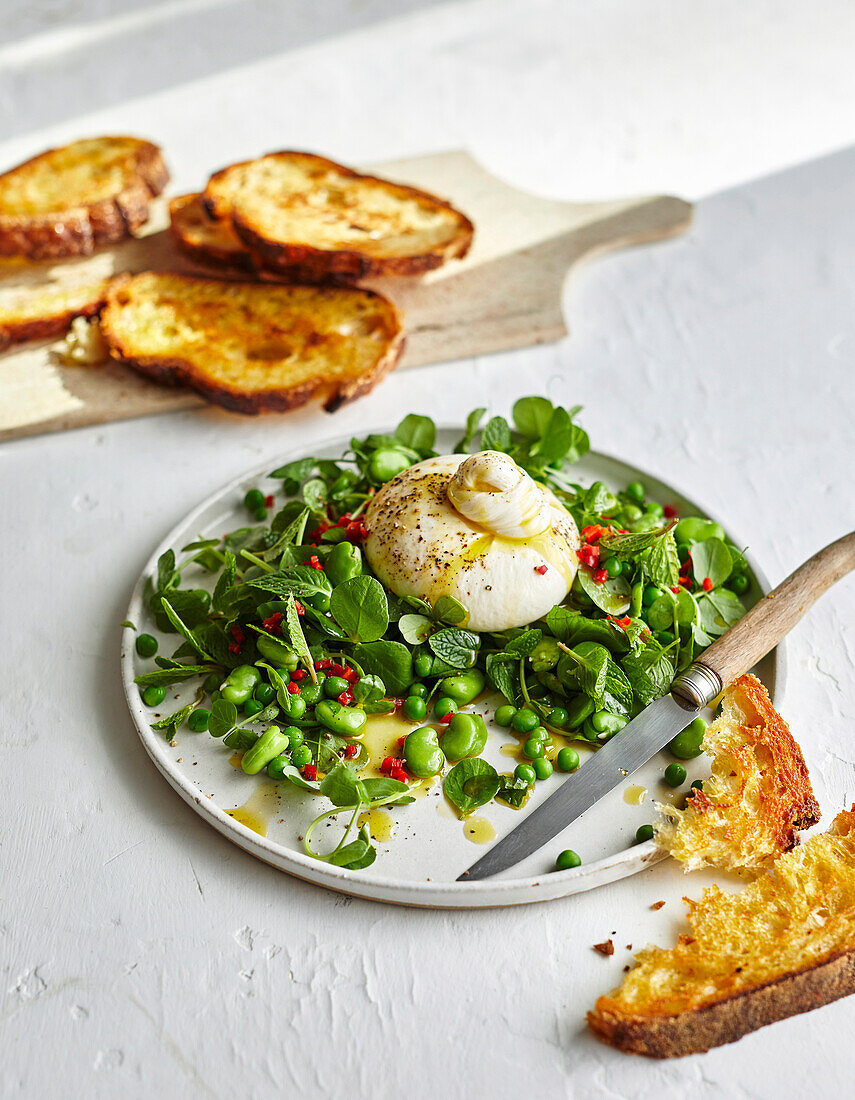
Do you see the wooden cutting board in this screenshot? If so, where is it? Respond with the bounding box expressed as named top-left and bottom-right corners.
top-left (0, 150), bottom-right (691, 442)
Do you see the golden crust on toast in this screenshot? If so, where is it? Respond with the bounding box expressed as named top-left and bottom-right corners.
top-left (0, 137), bottom-right (168, 261)
top-left (99, 271), bottom-right (404, 414)
top-left (203, 151), bottom-right (473, 281)
top-left (655, 674), bottom-right (819, 873)
top-left (168, 193), bottom-right (257, 273)
top-left (588, 808), bottom-right (855, 1058)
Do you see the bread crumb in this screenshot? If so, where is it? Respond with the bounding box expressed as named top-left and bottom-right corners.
top-left (651, 900), bottom-right (666, 910)
top-left (626, 944), bottom-right (632, 950)
top-left (59, 316), bottom-right (108, 365)
top-left (623, 965), bottom-right (631, 972)
top-left (593, 940), bottom-right (615, 956)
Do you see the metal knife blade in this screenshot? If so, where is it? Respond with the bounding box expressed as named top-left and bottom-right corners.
top-left (458, 693), bottom-right (697, 881)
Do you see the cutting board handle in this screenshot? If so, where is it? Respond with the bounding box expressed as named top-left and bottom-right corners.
top-left (673, 531), bottom-right (855, 707)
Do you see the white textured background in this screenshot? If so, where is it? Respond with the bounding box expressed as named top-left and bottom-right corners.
top-left (2, 1), bottom-right (855, 1096)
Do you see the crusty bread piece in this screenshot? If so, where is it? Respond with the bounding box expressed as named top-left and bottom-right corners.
top-left (0, 279), bottom-right (111, 351)
top-left (99, 271), bottom-right (404, 413)
top-left (0, 137), bottom-right (168, 261)
top-left (655, 674), bottom-right (819, 874)
top-left (203, 151), bottom-right (474, 281)
top-left (168, 193), bottom-right (257, 273)
top-left (588, 807), bottom-right (855, 1057)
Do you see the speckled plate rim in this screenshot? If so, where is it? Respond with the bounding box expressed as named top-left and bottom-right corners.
top-left (122, 424), bottom-right (785, 909)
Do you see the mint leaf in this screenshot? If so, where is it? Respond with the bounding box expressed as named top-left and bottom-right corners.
top-left (481, 415), bottom-right (512, 452)
top-left (428, 628), bottom-right (480, 669)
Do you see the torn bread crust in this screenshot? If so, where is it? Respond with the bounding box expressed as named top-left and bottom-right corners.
top-left (588, 946), bottom-right (855, 1058)
top-left (0, 138), bottom-right (168, 261)
top-left (655, 674), bottom-right (819, 874)
top-left (0, 280), bottom-right (111, 352)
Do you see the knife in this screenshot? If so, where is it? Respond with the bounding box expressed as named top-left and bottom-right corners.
top-left (459, 531), bottom-right (855, 881)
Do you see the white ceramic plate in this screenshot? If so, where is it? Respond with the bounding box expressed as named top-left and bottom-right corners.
top-left (122, 427), bottom-right (783, 908)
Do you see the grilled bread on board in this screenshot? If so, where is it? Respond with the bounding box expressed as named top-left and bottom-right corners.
top-left (0, 137), bottom-right (168, 261)
top-left (98, 271), bottom-right (404, 413)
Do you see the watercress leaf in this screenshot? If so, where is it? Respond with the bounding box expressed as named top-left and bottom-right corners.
top-left (318, 763), bottom-right (362, 807)
top-left (697, 589), bottom-right (746, 636)
top-left (395, 413), bottom-right (436, 453)
top-left (152, 587), bottom-right (211, 632)
top-left (529, 405), bottom-right (578, 466)
top-left (352, 641), bottom-right (413, 695)
top-left (544, 606), bottom-right (630, 653)
top-left (330, 575), bottom-right (389, 642)
top-left (598, 522), bottom-right (677, 560)
top-left (156, 549), bottom-right (177, 592)
top-left (247, 566), bottom-right (331, 601)
top-left (443, 759), bottom-right (500, 818)
top-left (428, 628), bottom-right (480, 669)
top-left (504, 628), bottom-right (543, 657)
top-left (285, 595), bottom-right (316, 680)
top-left (302, 478), bottom-right (328, 513)
top-left (212, 551), bottom-right (237, 613)
top-left (209, 698), bottom-right (238, 738)
top-left (359, 777), bottom-right (410, 801)
top-left (486, 653), bottom-right (519, 704)
top-left (134, 665), bottom-right (211, 687)
top-left (363, 699), bottom-right (396, 715)
top-left (159, 597), bottom-right (214, 661)
top-left (576, 570), bottom-right (631, 615)
top-left (327, 825), bottom-right (373, 868)
top-left (690, 537), bottom-right (732, 589)
top-left (512, 396), bottom-right (554, 439)
top-left (602, 659), bottom-right (634, 718)
top-left (432, 595), bottom-right (468, 625)
top-left (646, 593), bottom-right (677, 633)
top-left (454, 406), bottom-right (487, 452)
top-left (269, 457), bottom-right (316, 482)
top-left (642, 532), bottom-right (681, 589)
top-left (398, 613), bottom-right (434, 645)
top-left (182, 537), bottom-right (220, 552)
top-left (337, 842), bottom-right (378, 871)
top-left (275, 763), bottom-right (321, 792)
top-left (481, 415), bottom-right (512, 453)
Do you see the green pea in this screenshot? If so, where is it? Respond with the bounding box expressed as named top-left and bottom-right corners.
top-left (625, 481), bottom-right (646, 505)
top-left (523, 738), bottom-right (545, 760)
top-left (555, 849), bottom-right (581, 870)
top-left (252, 506), bottom-right (267, 522)
top-left (564, 695), bottom-right (595, 730)
top-left (622, 503), bottom-right (644, 522)
top-left (439, 670), bottom-right (486, 707)
top-left (142, 686), bottom-right (166, 706)
top-left (530, 725), bottom-right (550, 744)
top-left (533, 757), bottom-right (553, 780)
top-left (440, 713), bottom-right (488, 762)
top-left (514, 763), bottom-right (536, 784)
top-left (403, 696), bottom-right (428, 721)
top-left (324, 675), bottom-right (349, 698)
top-left (546, 706), bottom-right (568, 729)
top-left (187, 708), bottom-right (210, 732)
top-left (279, 691), bottom-right (307, 720)
top-left (591, 710), bottom-right (628, 736)
top-left (642, 584), bottom-right (663, 608)
top-left (726, 573), bottom-right (750, 595)
top-left (221, 664), bottom-right (261, 706)
top-left (266, 755), bottom-right (292, 780)
top-left (135, 633), bottom-right (158, 658)
top-left (600, 556), bottom-right (621, 578)
top-left (403, 726), bottom-right (444, 778)
top-left (242, 725), bottom-right (291, 775)
top-left (664, 762), bottom-right (687, 787)
top-left (299, 674), bottom-right (326, 705)
top-left (244, 488), bottom-right (265, 512)
top-left (434, 696), bottom-right (458, 720)
top-left (315, 699), bottom-right (367, 737)
top-left (645, 501), bottom-right (664, 519)
top-left (223, 728), bottom-right (256, 751)
top-left (407, 683), bottom-right (428, 700)
top-left (253, 682), bottom-right (276, 705)
top-left (291, 744), bottom-right (313, 768)
top-left (635, 824), bottom-right (654, 843)
top-left (255, 635), bottom-right (299, 670)
top-left (287, 727), bottom-right (304, 749)
top-left (494, 705), bottom-right (516, 727)
top-left (352, 674), bottom-right (385, 704)
top-left (556, 746), bottom-right (579, 772)
top-left (243, 697), bottom-right (264, 718)
top-left (668, 716), bottom-right (707, 759)
top-left (413, 653), bottom-right (433, 679)
top-left (673, 516), bottom-right (726, 544)
top-left (511, 708), bottom-right (539, 734)
top-left (369, 448), bottom-right (411, 483)
top-left (325, 541), bottom-right (363, 586)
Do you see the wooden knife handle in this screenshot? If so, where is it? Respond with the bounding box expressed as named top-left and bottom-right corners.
top-left (697, 531), bottom-right (855, 690)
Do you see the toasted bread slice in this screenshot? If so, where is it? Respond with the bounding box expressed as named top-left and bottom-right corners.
top-left (0, 137), bottom-right (168, 261)
top-left (588, 807), bottom-right (855, 1057)
top-left (655, 674), bottom-right (819, 874)
top-left (203, 151), bottom-right (474, 281)
top-left (168, 193), bottom-right (257, 273)
top-left (99, 271), bottom-right (404, 413)
top-left (0, 278), bottom-right (111, 351)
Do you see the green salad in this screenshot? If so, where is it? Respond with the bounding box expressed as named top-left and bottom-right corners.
top-left (130, 396), bottom-right (752, 870)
